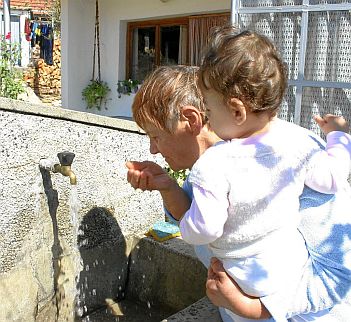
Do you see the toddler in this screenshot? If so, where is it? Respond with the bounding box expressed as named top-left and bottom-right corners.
top-left (179, 26), bottom-right (351, 309)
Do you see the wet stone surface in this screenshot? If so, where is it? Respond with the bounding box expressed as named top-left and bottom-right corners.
top-left (81, 299), bottom-right (175, 322)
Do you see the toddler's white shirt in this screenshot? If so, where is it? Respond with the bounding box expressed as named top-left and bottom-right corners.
top-left (180, 119), bottom-right (351, 297)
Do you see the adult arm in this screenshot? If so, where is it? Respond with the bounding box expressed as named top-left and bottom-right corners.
top-left (206, 258), bottom-right (271, 319)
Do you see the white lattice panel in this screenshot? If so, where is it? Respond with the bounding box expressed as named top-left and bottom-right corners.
top-left (301, 87), bottom-right (351, 135)
top-left (241, 0), bottom-right (303, 7)
top-left (309, 0), bottom-right (350, 5)
top-left (239, 13), bottom-right (301, 80)
top-left (236, 0), bottom-right (351, 130)
top-left (305, 11), bottom-right (351, 82)
top-left (279, 86), bottom-right (297, 122)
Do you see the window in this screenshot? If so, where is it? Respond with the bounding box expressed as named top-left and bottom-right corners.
top-left (126, 13), bottom-right (230, 81)
top-left (127, 17), bottom-right (188, 81)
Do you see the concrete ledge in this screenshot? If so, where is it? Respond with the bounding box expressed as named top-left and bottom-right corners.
top-left (163, 297), bottom-right (222, 322)
top-left (0, 97), bottom-right (143, 133)
top-left (127, 236), bottom-right (222, 321)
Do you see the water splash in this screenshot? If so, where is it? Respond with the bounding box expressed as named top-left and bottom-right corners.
top-left (39, 158), bottom-right (56, 171)
top-left (70, 185), bottom-right (81, 230)
top-left (69, 185), bottom-right (83, 316)
top-left (32, 171), bottom-right (44, 216)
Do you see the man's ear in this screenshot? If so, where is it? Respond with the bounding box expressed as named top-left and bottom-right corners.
top-left (228, 98), bottom-right (246, 126)
top-left (180, 105), bottom-right (203, 135)
top-left (180, 106), bottom-right (203, 134)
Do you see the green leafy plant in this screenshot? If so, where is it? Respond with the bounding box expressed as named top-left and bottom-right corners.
top-left (0, 37), bottom-right (25, 99)
top-left (117, 79), bottom-right (139, 98)
top-left (48, 0), bottom-right (61, 35)
top-left (82, 79), bottom-right (110, 110)
top-left (165, 166), bottom-right (189, 187)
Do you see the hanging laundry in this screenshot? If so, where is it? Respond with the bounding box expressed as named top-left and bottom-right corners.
top-left (39, 24), bottom-right (54, 65)
top-left (27, 19), bottom-right (55, 65)
top-left (30, 21), bottom-right (38, 47)
top-left (35, 23), bottom-right (41, 45)
top-left (24, 18), bottom-right (31, 42)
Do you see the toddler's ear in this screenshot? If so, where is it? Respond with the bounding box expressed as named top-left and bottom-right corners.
top-left (228, 98), bottom-right (246, 125)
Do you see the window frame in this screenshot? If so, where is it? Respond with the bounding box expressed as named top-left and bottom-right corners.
top-left (126, 17), bottom-right (189, 80)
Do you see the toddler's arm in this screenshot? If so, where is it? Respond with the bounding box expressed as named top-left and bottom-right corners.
top-left (304, 115), bottom-right (351, 193)
top-left (314, 114), bottom-right (349, 134)
top-left (180, 185), bottom-right (228, 245)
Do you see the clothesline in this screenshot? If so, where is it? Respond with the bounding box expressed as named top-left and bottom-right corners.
top-left (30, 20), bottom-right (51, 24)
top-left (29, 16), bottom-right (52, 24)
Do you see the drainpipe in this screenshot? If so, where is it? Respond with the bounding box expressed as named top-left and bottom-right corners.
top-left (3, 0), bottom-right (11, 42)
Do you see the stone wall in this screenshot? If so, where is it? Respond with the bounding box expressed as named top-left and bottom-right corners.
top-left (0, 97), bottom-right (165, 321)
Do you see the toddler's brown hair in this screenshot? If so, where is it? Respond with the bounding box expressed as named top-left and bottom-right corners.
top-left (200, 25), bottom-right (287, 117)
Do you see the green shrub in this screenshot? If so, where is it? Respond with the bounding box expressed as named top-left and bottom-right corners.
top-left (165, 166), bottom-right (189, 186)
top-left (0, 38), bottom-right (24, 99)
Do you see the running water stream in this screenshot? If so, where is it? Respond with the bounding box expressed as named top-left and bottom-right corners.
top-left (39, 158), bottom-right (84, 319)
top-left (69, 184), bottom-right (84, 317)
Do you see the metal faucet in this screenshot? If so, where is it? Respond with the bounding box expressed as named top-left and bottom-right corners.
top-left (52, 151), bottom-right (77, 185)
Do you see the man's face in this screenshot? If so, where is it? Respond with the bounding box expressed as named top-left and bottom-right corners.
top-left (144, 123), bottom-right (196, 171)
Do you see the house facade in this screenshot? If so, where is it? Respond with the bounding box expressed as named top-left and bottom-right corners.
top-left (61, 1), bottom-right (351, 126)
top-left (61, 0), bottom-right (231, 118)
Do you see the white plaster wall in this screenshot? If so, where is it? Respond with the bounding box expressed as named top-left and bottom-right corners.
top-left (0, 9), bottom-right (31, 67)
top-left (20, 14), bottom-right (30, 67)
top-left (61, 0), bottom-right (230, 117)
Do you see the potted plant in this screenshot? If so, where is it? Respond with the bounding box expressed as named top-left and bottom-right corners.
top-left (117, 79), bottom-right (140, 98)
top-left (82, 79), bottom-right (110, 110)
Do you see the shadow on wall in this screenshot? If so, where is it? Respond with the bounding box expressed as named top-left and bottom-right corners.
top-left (40, 166), bottom-right (128, 319)
top-left (77, 207), bottom-right (128, 317)
top-left (40, 166), bottom-right (64, 319)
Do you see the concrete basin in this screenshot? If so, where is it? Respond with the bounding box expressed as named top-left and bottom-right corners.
top-left (82, 236), bottom-right (221, 322)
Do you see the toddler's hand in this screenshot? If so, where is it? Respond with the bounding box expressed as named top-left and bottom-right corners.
top-left (314, 114), bottom-right (349, 135)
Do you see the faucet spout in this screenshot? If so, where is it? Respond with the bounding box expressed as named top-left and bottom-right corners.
top-left (67, 170), bottom-right (77, 186)
top-left (53, 164), bottom-right (77, 185)
top-left (40, 152), bottom-right (77, 185)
